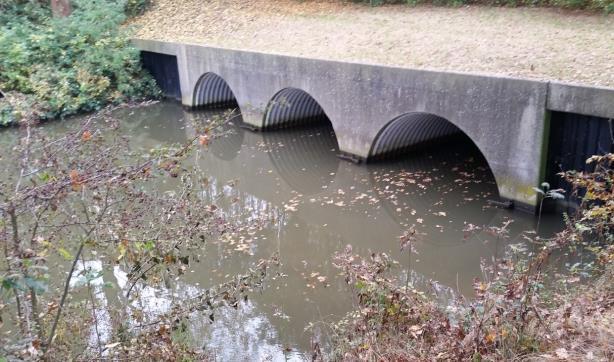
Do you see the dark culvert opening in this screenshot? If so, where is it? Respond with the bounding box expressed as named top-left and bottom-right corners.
top-left (140, 51), bottom-right (182, 101)
top-left (261, 88), bottom-right (341, 194)
top-left (263, 88), bottom-right (331, 130)
top-left (366, 112), bottom-right (504, 208)
top-left (193, 72), bottom-right (238, 109)
top-left (367, 113), bottom-right (468, 162)
top-left (544, 111), bottom-right (613, 211)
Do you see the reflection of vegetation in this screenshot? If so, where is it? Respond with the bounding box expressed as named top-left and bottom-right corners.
top-left (0, 108), bottom-right (278, 359)
top-left (0, 0), bottom-right (159, 125)
top-left (325, 154), bottom-right (613, 361)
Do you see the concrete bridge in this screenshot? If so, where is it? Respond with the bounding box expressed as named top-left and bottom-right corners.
top-left (134, 39), bottom-right (614, 211)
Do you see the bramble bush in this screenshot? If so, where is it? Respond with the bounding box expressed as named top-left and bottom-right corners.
top-left (324, 154), bottom-right (613, 360)
top-left (0, 0), bottom-right (159, 125)
top-left (0, 105), bottom-right (280, 359)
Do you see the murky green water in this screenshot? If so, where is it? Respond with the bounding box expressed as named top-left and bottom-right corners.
top-left (0, 102), bottom-right (562, 360)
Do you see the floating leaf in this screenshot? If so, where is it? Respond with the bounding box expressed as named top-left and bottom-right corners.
top-left (81, 130), bottom-right (92, 142)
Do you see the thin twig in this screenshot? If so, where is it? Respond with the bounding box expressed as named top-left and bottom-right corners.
top-left (44, 239), bottom-right (86, 353)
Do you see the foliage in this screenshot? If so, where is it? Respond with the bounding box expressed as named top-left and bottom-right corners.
top-left (125, 0), bottom-right (150, 16)
top-left (562, 154), bottom-right (614, 245)
top-left (0, 0), bottom-right (159, 125)
top-left (0, 106), bottom-right (279, 359)
top-left (350, 0), bottom-right (614, 13)
top-left (0, 0), bottom-right (50, 24)
top-left (326, 154), bottom-right (614, 361)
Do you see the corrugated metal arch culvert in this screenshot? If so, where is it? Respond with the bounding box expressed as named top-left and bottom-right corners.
top-left (192, 72), bottom-right (237, 108)
top-left (263, 88), bottom-right (329, 129)
top-left (368, 113), bottom-right (464, 161)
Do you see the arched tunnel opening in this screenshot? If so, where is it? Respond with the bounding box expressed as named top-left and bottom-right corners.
top-left (368, 113), bottom-right (467, 161)
top-left (261, 88), bottom-right (340, 194)
top-left (367, 141), bottom-right (501, 243)
top-left (367, 112), bottom-right (502, 206)
top-left (263, 88), bottom-right (331, 130)
top-left (192, 72), bottom-right (238, 109)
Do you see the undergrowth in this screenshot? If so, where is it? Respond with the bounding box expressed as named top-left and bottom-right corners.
top-left (354, 0), bottom-right (614, 13)
top-left (0, 0), bottom-right (159, 126)
top-left (324, 154), bottom-right (613, 361)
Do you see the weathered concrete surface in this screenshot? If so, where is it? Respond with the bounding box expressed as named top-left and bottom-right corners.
top-left (547, 82), bottom-right (614, 120)
top-left (133, 39), bottom-right (614, 210)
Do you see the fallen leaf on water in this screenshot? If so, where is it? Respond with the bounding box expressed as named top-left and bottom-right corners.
top-left (81, 130), bottom-right (92, 142)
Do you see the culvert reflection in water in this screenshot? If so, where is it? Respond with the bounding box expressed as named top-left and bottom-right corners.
top-left (261, 125), bottom-right (340, 195)
top-left (0, 102), bottom-right (563, 361)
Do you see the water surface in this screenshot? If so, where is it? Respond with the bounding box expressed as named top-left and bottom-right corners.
top-left (0, 102), bottom-right (563, 360)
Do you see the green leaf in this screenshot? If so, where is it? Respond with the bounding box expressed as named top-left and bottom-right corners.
top-left (38, 171), bottom-right (51, 182)
top-left (355, 280), bottom-right (366, 290)
top-left (85, 270), bottom-right (104, 283)
top-left (58, 247), bottom-right (73, 260)
top-left (575, 223), bottom-right (591, 232)
top-left (143, 240), bottom-right (155, 251)
top-left (24, 276), bottom-right (48, 294)
top-left (1, 277), bottom-right (19, 291)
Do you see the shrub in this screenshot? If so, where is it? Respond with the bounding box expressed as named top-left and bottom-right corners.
top-left (0, 0), bottom-right (159, 125)
top-left (350, 0), bottom-right (614, 12)
top-left (125, 0), bottom-right (150, 16)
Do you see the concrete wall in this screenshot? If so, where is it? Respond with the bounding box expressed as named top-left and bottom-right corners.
top-left (547, 82), bottom-right (614, 120)
top-left (133, 39), bottom-right (614, 211)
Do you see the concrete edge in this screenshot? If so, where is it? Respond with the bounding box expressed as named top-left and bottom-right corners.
top-left (132, 38), bottom-right (545, 88)
top-left (133, 38), bottom-right (180, 56)
top-left (133, 38), bottom-right (614, 121)
top-left (547, 82), bottom-right (614, 119)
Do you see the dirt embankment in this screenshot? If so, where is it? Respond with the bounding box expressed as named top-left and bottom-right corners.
top-left (132, 0), bottom-right (614, 87)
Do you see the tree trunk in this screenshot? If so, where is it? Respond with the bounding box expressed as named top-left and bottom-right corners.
top-left (51, 0), bottom-right (71, 18)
